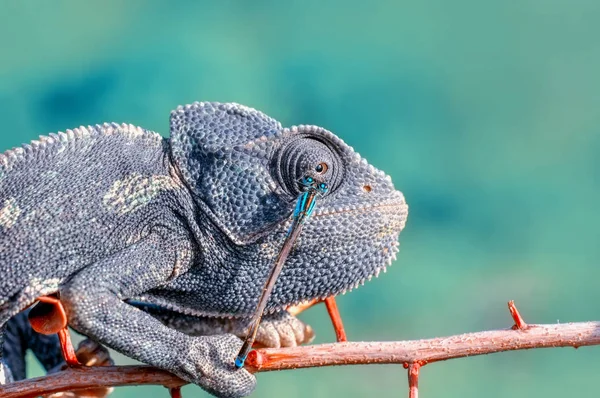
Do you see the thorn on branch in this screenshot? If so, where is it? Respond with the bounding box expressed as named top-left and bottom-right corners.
top-left (288, 297), bottom-right (348, 342)
top-left (508, 300), bottom-right (528, 330)
top-left (407, 363), bottom-right (420, 398)
top-left (169, 387), bottom-right (182, 398)
top-left (324, 297), bottom-right (347, 342)
top-left (245, 296), bottom-right (348, 372)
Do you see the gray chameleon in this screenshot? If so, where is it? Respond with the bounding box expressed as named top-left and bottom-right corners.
top-left (0, 102), bottom-right (408, 397)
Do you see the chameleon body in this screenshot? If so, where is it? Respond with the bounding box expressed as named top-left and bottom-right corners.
top-left (0, 102), bottom-right (408, 397)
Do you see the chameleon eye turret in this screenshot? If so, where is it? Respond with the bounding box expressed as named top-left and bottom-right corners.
top-left (273, 134), bottom-right (343, 198)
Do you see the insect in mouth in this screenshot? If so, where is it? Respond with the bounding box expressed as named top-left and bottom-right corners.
top-left (235, 177), bottom-right (328, 368)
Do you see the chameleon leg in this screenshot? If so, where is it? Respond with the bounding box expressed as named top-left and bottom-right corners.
top-left (60, 234), bottom-right (256, 398)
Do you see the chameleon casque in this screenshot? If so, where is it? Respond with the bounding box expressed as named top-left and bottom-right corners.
top-left (0, 102), bottom-right (408, 397)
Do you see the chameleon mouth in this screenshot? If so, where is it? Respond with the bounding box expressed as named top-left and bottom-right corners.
top-left (311, 191), bottom-right (407, 218)
top-left (312, 201), bottom-right (406, 218)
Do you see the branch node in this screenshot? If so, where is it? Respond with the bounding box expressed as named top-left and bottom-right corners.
top-left (508, 300), bottom-right (528, 330)
top-left (246, 349), bottom-right (265, 371)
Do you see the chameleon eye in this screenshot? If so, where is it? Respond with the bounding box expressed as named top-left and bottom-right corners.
top-left (273, 134), bottom-right (343, 196)
top-left (315, 162), bottom-right (328, 174)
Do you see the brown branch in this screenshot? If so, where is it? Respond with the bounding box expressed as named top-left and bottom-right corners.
top-left (0, 366), bottom-right (186, 398)
top-left (3, 303), bottom-right (600, 398)
top-left (244, 321), bottom-right (600, 372)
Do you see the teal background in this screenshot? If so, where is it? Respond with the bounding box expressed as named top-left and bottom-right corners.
top-left (2, 1), bottom-right (600, 397)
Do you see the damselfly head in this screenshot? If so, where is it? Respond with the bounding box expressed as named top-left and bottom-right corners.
top-left (298, 176), bottom-right (329, 195)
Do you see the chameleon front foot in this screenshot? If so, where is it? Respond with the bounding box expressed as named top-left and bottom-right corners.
top-left (169, 334), bottom-right (256, 398)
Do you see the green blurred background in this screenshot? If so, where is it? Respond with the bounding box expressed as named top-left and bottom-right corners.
top-left (2, 1), bottom-right (600, 397)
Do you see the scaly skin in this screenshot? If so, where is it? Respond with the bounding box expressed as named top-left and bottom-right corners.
top-left (0, 102), bottom-right (408, 397)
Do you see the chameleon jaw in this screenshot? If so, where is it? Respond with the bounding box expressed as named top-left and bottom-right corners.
top-left (270, 239), bottom-right (400, 314)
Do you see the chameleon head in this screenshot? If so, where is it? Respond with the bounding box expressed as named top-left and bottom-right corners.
top-left (169, 102), bottom-right (408, 315)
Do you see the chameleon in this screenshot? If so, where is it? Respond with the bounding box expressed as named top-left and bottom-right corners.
top-left (0, 101), bottom-right (409, 397)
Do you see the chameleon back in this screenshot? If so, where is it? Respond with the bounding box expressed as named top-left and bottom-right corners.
top-left (0, 125), bottom-right (170, 319)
